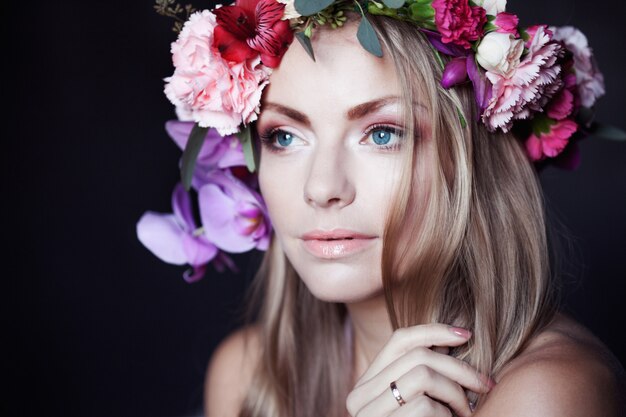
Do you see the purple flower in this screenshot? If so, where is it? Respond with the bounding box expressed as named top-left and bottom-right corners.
top-left (199, 169), bottom-right (271, 253)
top-left (165, 120), bottom-right (246, 189)
top-left (550, 26), bottom-right (605, 108)
top-left (137, 183), bottom-right (229, 282)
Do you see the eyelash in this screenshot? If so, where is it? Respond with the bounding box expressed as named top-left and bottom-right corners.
top-left (364, 124), bottom-right (405, 151)
top-left (258, 124), bottom-right (405, 153)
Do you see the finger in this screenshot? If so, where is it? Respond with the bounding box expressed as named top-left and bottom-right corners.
top-left (432, 346), bottom-right (450, 355)
top-left (358, 346), bottom-right (493, 395)
top-left (357, 324), bottom-right (471, 384)
top-left (354, 365), bottom-right (472, 417)
top-left (389, 395), bottom-right (453, 417)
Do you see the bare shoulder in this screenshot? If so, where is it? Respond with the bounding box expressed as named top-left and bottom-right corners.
top-left (204, 324), bottom-right (262, 417)
top-left (477, 312), bottom-right (626, 417)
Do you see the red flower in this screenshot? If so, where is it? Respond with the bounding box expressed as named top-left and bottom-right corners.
top-left (432, 0), bottom-right (487, 49)
top-left (213, 0), bottom-right (293, 68)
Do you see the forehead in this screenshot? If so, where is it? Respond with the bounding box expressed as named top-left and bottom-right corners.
top-left (261, 22), bottom-right (400, 112)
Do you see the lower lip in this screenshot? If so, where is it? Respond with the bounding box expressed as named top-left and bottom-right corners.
top-left (302, 238), bottom-right (376, 259)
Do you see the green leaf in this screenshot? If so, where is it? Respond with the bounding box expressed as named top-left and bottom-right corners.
top-left (294, 0), bottom-right (334, 16)
top-left (531, 114), bottom-right (556, 136)
top-left (408, 3), bottom-right (434, 20)
top-left (180, 123), bottom-right (208, 191)
top-left (589, 122), bottom-right (626, 141)
top-left (295, 31), bottom-right (315, 61)
top-left (382, 0), bottom-right (405, 8)
top-left (357, 15), bottom-right (383, 57)
top-left (237, 125), bottom-right (258, 172)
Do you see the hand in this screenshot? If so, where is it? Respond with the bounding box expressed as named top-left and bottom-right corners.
top-left (346, 324), bottom-right (495, 417)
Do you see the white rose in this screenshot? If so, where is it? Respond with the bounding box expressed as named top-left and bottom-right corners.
top-left (277, 0), bottom-right (301, 20)
top-left (474, 0), bottom-right (507, 15)
top-left (476, 32), bottom-right (524, 77)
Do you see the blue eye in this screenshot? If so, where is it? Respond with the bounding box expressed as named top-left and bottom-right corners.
top-left (276, 131), bottom-right (293, 147)
top-left (372, 129), bottom-right (392, 145)
top-left (365, 125), bottom-right (404, 149)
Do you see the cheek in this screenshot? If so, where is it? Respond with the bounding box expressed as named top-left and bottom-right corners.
top-left (258, 156), bottom-right (301, 234)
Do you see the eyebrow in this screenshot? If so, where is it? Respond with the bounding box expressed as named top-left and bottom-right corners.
top-left (262, 96), bottom-right (409, 126)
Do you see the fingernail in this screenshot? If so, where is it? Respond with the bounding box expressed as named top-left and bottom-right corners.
top-left (469, 400), bottom-right (476, 412)
top-left (449, 326), bottom-right (472, 338)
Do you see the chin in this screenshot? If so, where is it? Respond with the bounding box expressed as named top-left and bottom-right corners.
top-left (289, 261), bottom-right (384, 304)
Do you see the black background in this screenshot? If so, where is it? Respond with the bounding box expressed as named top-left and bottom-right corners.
top-left (4, 1), bottom-right (625, 416)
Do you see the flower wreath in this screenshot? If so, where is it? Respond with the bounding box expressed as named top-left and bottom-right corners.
top-left (137, 0), bottom-right (625, 281)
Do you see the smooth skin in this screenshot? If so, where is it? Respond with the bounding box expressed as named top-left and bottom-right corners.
top-left (204, 20), bottom-right (624, 417)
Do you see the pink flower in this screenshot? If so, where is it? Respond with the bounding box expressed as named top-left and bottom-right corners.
top-left (482, 25), bottom-right (565, 132)
top-left (551, 26), bottom-right (605, 108)
top-left (494, 12), bottom-right (518, 35)
top-left (525, 119), bottom-right (578, 161)
top-left (432, 0), bottom-right (487, 49)
top-left (164, 10), bottom-right (272, 136)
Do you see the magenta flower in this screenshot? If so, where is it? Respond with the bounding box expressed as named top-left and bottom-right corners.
top-left (199, 170), bottom-right (271, 253)
top-left (432, 0), bottom-right (487, 49)
top-left (442, 57), bottom-right (469, 88)
top-left (137, 183), bottom-right (224, 282)
top-left (494, 12), bottom-right (518, 35)
top-left (482, 25), bottom-right (565, 132)
top-left (525, 119), bottom-right (578, 161)
top-left (546, 87), bottom-right (574, 121)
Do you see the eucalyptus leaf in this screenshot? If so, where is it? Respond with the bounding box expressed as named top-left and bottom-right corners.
top-left (295, 31), bottom-right (316, 61)
top-left (357, 16), bottom-right (383, 58)
top-left (382, 0), bottom-right (405, 8)
top-left (237, 125), bottom-right (258, 172)
top-left (590, 123), bottom-right (626, 141)
top-left (180, 123), bottom-right (208, 191)
top-left (294, 0), bottom-right (334, 16)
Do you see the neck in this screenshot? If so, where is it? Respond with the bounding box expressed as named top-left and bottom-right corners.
top-left (345, 292), bottom-right (394, 384)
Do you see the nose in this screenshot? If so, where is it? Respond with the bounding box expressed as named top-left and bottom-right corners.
top-left (303, 140), bottom-right (356, 209)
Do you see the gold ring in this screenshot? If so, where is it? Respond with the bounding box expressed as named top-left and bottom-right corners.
top-left (389, 381), bottom-right (406, 406)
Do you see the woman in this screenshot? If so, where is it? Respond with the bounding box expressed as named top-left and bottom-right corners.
top-left (139, 1), bottom-right (625, 416)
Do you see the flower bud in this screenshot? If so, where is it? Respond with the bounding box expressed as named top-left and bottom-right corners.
top-left (476, 32), bottom-right (524, 77)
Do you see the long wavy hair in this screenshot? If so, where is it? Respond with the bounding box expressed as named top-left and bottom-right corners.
top-left (236, 14), bottom-right (560, 417)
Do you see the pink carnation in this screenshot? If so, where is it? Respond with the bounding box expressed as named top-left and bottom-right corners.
top-left (482, 25), bottom-right (565, 132)
top-left (525, 119), bottom-right (578, 161)
top-left (164, 10), bottom-right (272, 136)
top-left (551, 26), bottom-right (605, 108)
top-left (432, 0), bottom-right (487, 49)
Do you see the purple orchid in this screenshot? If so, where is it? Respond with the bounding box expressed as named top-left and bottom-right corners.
top-left (137, 182), bottom-right (235, 282)
top-left (165, 120), bottom-right (246, 190)
top-left (199, 169), bottom-right (271, 253)
top-left (420, 28), bottom-right (493, 113)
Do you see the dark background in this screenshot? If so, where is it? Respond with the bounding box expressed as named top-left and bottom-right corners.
top-left (4, 0), bottom-right (625, 416)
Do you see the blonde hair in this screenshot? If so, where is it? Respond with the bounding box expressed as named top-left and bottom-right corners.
top-left (237, 14), bottom-right (558, 417)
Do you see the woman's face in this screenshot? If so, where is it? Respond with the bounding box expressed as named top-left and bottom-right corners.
top-left (257, 24), bottom-right (433, 303)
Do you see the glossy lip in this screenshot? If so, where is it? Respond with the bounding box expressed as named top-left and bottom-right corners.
top-left (301, 229), bottom-right (377, 259)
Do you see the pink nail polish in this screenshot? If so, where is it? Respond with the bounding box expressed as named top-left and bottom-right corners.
top-left (469, 400), bottom-right (476, 412)
top-left (449, 326), bottom-right (471, 338)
